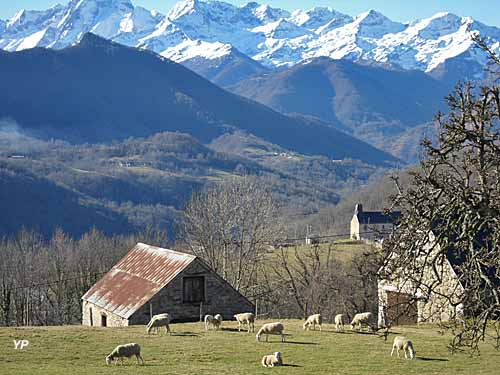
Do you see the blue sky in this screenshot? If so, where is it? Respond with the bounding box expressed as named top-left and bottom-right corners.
top-left (2, 0), bottom-right (500, 27)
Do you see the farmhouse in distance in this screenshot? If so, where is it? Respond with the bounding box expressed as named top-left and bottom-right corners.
top-left (350, 203), bottom-right (401, 242)
top-left (82, 243), bottom-right (254, 327)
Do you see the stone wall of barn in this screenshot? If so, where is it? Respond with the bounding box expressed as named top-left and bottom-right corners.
top-left (418, 257), bottom-right (464, 323)
top-left (82, 300), bottom-right (129, 327)
top-left (378, 240), bottom-right (464, 327)
top-left (129, 259), bottom-right (255, 325)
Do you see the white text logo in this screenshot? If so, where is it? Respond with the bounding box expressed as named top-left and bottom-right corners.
top-left (13, 339), bottom-right (29, 350)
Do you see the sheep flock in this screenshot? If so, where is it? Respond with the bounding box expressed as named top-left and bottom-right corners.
top-left (104, 310), bottom-right (419, 368)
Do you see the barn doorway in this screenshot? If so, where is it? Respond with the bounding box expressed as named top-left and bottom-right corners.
top-left (89, 308), bottom-right (93, 326)
top-left (386, 291), bottom-right (418, 325)
top-left (101, 314), bottom-right (107, 327)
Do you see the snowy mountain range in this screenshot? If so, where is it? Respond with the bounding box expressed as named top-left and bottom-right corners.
top-left (1, 0), bottom-right (499, 77)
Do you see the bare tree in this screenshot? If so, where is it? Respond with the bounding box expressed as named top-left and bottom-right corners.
top-left (0, 238), bottom-right (16, 325)
top-left (263, 242), bottom-right (380, 322)
top-left (342, 249), bottom-right (381, 318)
top-left (181, 175), bottom-right (281, 293)
top-left (270, 243), bottom-right (335, 319)
top-left (383, 72), bottom-right (500, 352)
top-left (0, 227), bottom-right (159, 327)
top-left (11, 229), bottom-right (45, 326)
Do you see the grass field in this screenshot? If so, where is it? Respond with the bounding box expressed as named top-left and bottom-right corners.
top-left (0, 320), bottom-right (498, 375)
top-left (265, 241), bottom-right (372, 266)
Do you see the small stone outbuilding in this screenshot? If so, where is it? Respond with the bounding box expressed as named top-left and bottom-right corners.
top-left (377, 232), bottom-right (465, 327)
top-left (82, 243), bottom-right (254, 327)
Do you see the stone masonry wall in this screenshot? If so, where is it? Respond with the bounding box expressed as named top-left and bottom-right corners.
top-left (378, 242), bottom-right (464, 326)
top-left (82, 300), bottom-right (128, 327)
top-left (129, 259), bottom-right (255, 325)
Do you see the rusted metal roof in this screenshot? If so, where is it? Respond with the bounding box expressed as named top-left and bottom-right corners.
top-left (82, 243), bottom-right (196, 319)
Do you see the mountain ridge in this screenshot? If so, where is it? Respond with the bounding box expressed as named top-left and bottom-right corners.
top-left (227, 56), bottom-right (451, 161)
top-left (0, 33), bottom-right (398, 166)
top-left (1, 0), bottom-right (499, 81)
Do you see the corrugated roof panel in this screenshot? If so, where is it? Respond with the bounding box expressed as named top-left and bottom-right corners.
top-left (82, 243), bottom-right (196, 319)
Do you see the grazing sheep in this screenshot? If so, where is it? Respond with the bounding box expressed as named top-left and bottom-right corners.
top-left (146, 313), bottom-right (171, 335)
top-left (214, 314), bottom-right (223, 327)
top-left (234, 312), bottom-right (255, 333)
top-left (261, 352), bottom-right (283, 367)
top-left (256, 322), bottom-right (285, 343)
top-left (391, 336), bottom-right (416, 359)
top-left (303, 313), bottom-right (322, 331)
top-left (204, 314), bottom-right (223, 331)
top-left (350, 312), bottom-right (373, 331)
top-left (105, 343), bottom-right (144, 366)
top-left (334, 314), bottom-right (345, 332)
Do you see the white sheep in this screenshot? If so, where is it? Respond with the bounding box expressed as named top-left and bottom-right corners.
top-left (303, 313), bottom-right (322, 331)
top-left (256, 322), bottom-right (285, 342)
top-left (391, 336), bottom-right (416, 359)
top-left (261, 352), bottom-right (283, 367)
top-left (204, 314), bottom-right (223, 331)
top-left (234, 312), bottom-right (255, 333)
top-left (146, 313), bottom-right (171, 335)
top-left (105, 343), bottom-right (144, 365)
top-left (334, 314), bottom-right (345, 332)
top-left (350, 312), bottom-right (373, 331)
top-left (214, 313), bottom-right (223, 328)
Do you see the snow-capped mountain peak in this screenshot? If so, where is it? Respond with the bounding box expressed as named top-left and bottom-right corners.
top-left (252, 4), bottom-right (290, 23)
top-left (6, 9), bottom-right (26, 28)
top-left (411, 12), bottom-right (467, 39)
top-left (290, 6), bottom-right (352, 31)
top-left (167, 0), bottom-right (199, 20)
top-left (0, 0), bottom-right (499, 77)
top-left (353, 9), bottom-right (405, 37)
top-left (71, 0), bottom-right (134, 13)
top-left (161, 39), bottom-right (234, 62)
top-left (252, 18), bottom-right (310, 39)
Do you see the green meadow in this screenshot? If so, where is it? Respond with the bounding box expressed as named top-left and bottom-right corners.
top-left (1, 320), bottom-right (498, 375)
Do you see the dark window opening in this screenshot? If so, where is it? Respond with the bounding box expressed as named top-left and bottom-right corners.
top-left (89, 308), bottom-right (93, 326)
top-left (101, 314), bottom-right (107, 327)
top-left (183, 276), bottom-right (205, 303)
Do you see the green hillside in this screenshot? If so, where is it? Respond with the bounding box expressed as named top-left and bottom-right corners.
top-left (0, 131), bottom-right (386, 238)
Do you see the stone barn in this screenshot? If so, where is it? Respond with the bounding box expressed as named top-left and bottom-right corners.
top-left (82, 243), bottom-right (254, 327)
top-left (377, 231), bottom-right (465, 327)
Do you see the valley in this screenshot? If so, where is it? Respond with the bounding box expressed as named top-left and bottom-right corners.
top-left (0, 2), bottom-right (499, 372)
